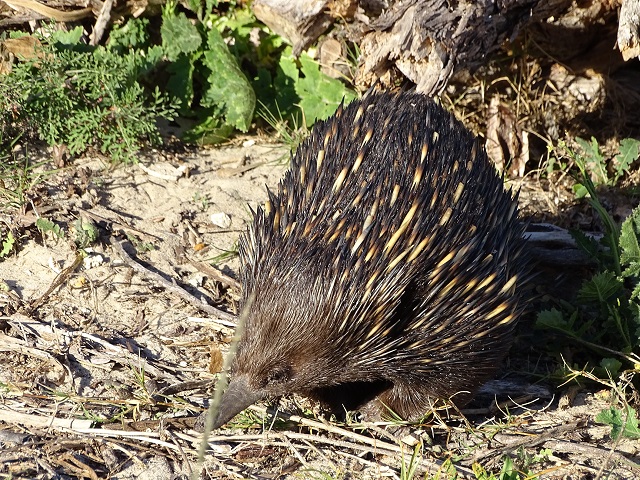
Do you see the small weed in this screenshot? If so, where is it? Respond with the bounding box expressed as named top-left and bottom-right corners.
top-left (472, 455), bottom-right (543, 480)
top-left (432, 458), bottom-right (458, 479)
top-left (35, 217), bottom-right (64, 242)
top-left (258, 100), bottom-right (309, 158)
top-left (193, 192), bottom-right (211, 212)
top-left (399, 442), bottom-right (421, 480)
top-left (227, 408), bottom-right (268, 429)
top-left (0, 231), bottom-right (15, 258)
top-left (126, 234), bottom-right (156, 253)
top-left (574, 136), bottom-right (640, 188)
top-left (536, 139), bottom-right (640, 381)
top-left (1, 25), bottom-right (177, 162)
top-left (0, 155), bottom-right (51, 213)
top-left (72, 217), bottom-right (100, 248)
top-left (596, 404), bottom-right (640, 440)
top-left (207, 242), bottom-right (239, 264)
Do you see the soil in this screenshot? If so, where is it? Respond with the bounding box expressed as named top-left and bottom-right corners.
top-left (0, 139), bottom-right (639, 480)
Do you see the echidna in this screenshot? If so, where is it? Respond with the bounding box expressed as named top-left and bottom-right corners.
top-left (213, 91), bottom-right (530, 428)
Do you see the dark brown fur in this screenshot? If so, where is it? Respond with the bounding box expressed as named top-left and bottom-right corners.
top-left (213, 92), bottom-right (531, 428)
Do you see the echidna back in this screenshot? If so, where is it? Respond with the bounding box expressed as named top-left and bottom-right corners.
top-left (232, 92), bottom-right (530, 421)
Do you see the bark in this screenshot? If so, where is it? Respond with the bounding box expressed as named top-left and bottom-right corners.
top-left (251, 0), bottom-right (636, 94)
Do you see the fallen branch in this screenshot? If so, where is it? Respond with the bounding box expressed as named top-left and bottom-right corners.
top-left (110, 237), bottom-right (236, 323)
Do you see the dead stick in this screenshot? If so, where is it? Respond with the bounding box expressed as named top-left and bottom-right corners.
top-left (25, 252), bottom-right (85, 314)
top-left (187, 258), bottom-right (241, 292)
top-left (110, 237), bottom-right (236, 323)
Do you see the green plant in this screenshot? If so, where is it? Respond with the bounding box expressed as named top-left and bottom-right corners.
top-left (258, 100), bottom-right (310, 157)
top-left (126, 233), bottom-right (156, 253)
top-left (161, 1), bottom-right (256, 144)
top-left (193, 192), bottom-right (211, 211)
top-left (472, 454), bottom-right (544, 480)
top-left (596, 404), bottom-right (640, 440)
top-left (574, 136), bottom-right (640, 188)
top-left (400, 443), bottom-right (422, 480)
top-left (0, 155), bottom-right (51, 212)
top-left (536, 139), bottom-right (640, 378)
top-left (73, 217), bottom-right (99, 248)
top-left (1, 26), bottom-right (177, 163)
top-left (211, 5), bottom-right (359, 135)
top-left (206, 242), bottom-right (239, 265)
top-left (35, 217), bottom-right (64, 241)
top-left (0, 231), bottom-right (15, 258)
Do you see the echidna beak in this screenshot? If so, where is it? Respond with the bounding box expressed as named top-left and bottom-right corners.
top-left (212, 376), bottom-right (263, 429)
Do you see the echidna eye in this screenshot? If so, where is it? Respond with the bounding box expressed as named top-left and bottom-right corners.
top-left (265, 366), bottom-right (292, 385)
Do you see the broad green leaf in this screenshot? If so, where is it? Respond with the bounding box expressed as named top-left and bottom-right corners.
top-left (36, 218), bottom-right (63, 238)
top-left (536, 308), bottom-right (568, 331)
top-left (161, 11), bottom-right (202, 61)
top-left (577, 271), bottom-right (622, 304)
top-left (614, 138), bottom-right (640, 183)
top-left (296, 53), bottom-right (357, 125)
top-left (51, 26), bottom-right (84, 45)
top-left (599, 357), bottom-right (622, 376)
top-left (621, 205), bottom-right (640, 270)
top-left (596, 405), bottom-right (640, 440)
top-left (200, 28), bottom-right (255, 133)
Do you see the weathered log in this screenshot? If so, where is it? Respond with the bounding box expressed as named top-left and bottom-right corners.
top-left (618, 0), bottom-right (640, 61)
top-left (251, 0), bottom-right (637, 94)
top-left (252, 0), bottom-right (335, 55)
top-left (253, 0), bottom-right (559, 93)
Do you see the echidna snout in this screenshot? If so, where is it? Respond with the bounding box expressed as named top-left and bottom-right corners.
top-left (212, 91), bottom-right (531, 428)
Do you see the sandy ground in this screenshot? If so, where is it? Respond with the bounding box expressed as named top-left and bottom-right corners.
top-left (0, 141), bottom-right (639, 479)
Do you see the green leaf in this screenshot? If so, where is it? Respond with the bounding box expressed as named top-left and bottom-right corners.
top-left (253, 49), bottom-right (302, 130)
top-left (51, 26), bottom-right (84, 45)
top-left (1, 231), bottom-right (15, 257)
top-left (596, 405), bottom-right (640, 440)
top-left (536, 308), bottom-right (567, 329)
top-left (570, 229), bottom-right (601, 260)
top-left (573, 183), bottom-right (588, 198)
top-left (166, 54), bottom-right (195, 111)
top-left (73, 218), bottom-right (99, 248)
top-left (36, 218), bottom-right (63, 238)
top-left (108, 18), bottom-right (150, 50)
top-left (577, 271), bottom-right (623, 304)
top-left (498, 456), bottom-right (518, 480)
top-left (621, 207), bottom-right (640, 301)
top-left (161, 11), bottom-right (202, 61)
top-left (599, 357), bottom-right (622, 376)
top-left (472, 462), bottom-right (494, 480)
top-left (199, 27), bottom-right (255, 133)
top-left (614, 138), bottom-right (640, 183)
top-left (576, 136), bottom-right (608, 185)
top-left (621, 205), bottom-right (640, 271)
top-left (296, 53), bottom-right (357, 125)
top-left (183, 113), bottom-right (234, 144)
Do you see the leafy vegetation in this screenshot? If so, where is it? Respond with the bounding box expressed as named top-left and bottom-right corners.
top-left (1, 3), bottom-right (357, 159)
top-left (0, 26), bottom-right (177, 163)
top-left (596, 404), bottom-right (640, 440)
top-left (536, 139), bottom-right (640, 379)
top-left (160, 0), bottom-right (256, 143)
top-left (574, 137), bottom-right (640, 188)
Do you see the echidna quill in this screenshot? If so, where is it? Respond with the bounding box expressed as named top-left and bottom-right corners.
top-left (212, 91), bottom-right (531, 428)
